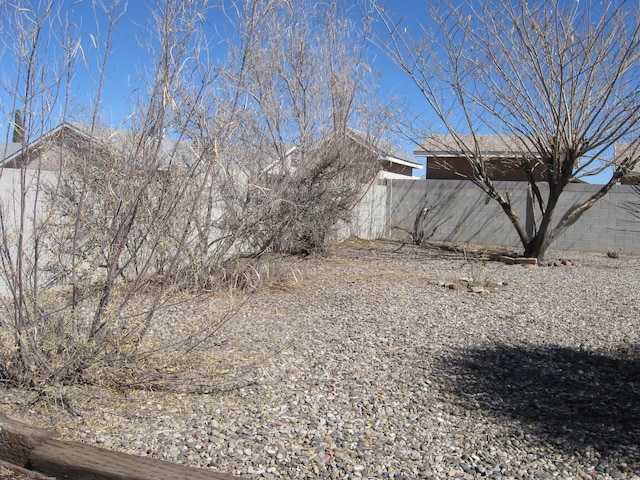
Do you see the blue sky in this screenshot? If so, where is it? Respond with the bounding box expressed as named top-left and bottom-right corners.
top-left (0, 1), bottom-right (622, 182)
top-left (0, 2), bottom-right (427, 161)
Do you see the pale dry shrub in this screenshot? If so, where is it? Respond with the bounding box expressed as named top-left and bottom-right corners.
top-left (0, 285), bottom-right (244, 391)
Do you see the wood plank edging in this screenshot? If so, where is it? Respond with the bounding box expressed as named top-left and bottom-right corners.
top-left (30, 439), bottom-right (242, 480)
top-left (1, 414), bottom-right (242, 480)
top-left (0, 413), bottom-right (58, 467)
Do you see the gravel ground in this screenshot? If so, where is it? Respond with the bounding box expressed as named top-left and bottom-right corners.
top-left (2, 239), bottom-right (639, 479)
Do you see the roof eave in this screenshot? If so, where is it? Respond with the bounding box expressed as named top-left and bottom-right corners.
top-left (382, 155), bottom-right (422, 168)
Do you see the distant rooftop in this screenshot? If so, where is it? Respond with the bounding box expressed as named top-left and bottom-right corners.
top-left (414, 134), bottom-right (537, 157)
top-left (348, 130), bottom-right (422, 168)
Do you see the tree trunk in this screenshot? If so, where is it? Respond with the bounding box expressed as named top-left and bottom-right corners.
top-left (523, 233), bottom-right (551, 262)
top-left (522, 184), bottom-right (562, 261)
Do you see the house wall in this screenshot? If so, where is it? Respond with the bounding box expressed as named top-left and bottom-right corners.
top-left (28, 142), bottom-right (74, 171)
top-left (347, 180), bottom-right (388, 240)
top-left (425, 156), bottom-right (546, 182)
top-left (381, 161), bottom-right (413, 177)
top-left (0, 169), bottom-right (61, 293)
top-left (350, 178), bottom-right (640, 255)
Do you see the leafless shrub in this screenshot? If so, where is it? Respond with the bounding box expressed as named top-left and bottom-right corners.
top-left (0, 0), bottom-right (241, 390)
top-left (0, 0), bottom-right (380, 391)
top-left (243, 135), bottom-right (379, 255)
top-left (215, 0), bottom-right (382, 257)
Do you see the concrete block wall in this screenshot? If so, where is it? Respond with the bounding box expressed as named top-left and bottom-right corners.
top-left (352, 178), bottom-right (640, 255)
top-left (0, 169), bottom-right (61, 293)
top-left (347, 180), bottom-right (388, 240)
top-left (385, 179), bottom-right (526, 249)
top-left (549, 183), bottom-right (640, 253)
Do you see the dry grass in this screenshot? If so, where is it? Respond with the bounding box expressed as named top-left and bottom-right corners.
top-left (0, 248), bottom-right (312, 396)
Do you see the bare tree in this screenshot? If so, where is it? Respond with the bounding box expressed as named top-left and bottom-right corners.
top-left (377, 0), bottom-right (640, 260)
top-left (218, 0), bottom-right (382, 256)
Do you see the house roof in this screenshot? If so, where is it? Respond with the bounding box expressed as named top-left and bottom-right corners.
top-left (2, 123), bottom-right (421, 177)
top-left (0, 143), bottom-right (23, 163)
top-left (347, 130), bottom-right (422, 168)
top-left (1, 121), bottom-right (198, 170)
top-left (66, 122), bottom-right (198, 170)
top-left (1, 122), bottom-right (93, 166)
top-left (414, 134), bottom-right (538, 158)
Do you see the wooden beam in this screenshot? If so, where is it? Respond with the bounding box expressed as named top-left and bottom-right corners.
top-left (0, 414), bottom-right (241, 480)
top-left (0, 414), bottom-right (58, 467)
top-left (30, 439), bottom-right (243, 480)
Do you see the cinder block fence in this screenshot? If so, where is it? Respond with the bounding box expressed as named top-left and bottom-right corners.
top-left (2, 169), bottom-right (639, 257)
top-left (350, 179), bottom-right (640, 255)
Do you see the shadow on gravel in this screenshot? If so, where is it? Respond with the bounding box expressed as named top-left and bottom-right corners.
top-left (440, 344), bottom-right (640, 465)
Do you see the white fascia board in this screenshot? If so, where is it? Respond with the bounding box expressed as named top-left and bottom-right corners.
top-left (383, 155), bottom-right (422, 168)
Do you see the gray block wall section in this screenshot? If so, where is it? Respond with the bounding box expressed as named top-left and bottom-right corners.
top-left (3, 170), bottom-right (638, 257)
top-left (347, 181), bottom-right (388, 240)
top-left (350, 179), bottom-right (640, 255)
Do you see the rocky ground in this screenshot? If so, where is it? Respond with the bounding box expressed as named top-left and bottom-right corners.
top-left (1, 239), bottom-right (639, 479)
